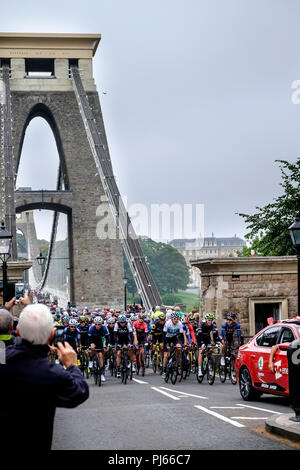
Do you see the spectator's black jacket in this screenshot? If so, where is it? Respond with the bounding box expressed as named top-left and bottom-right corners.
top-left (0, 337), bottom-right (89, 450)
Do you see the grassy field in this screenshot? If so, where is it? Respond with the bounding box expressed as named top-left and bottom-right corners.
top-left (173, 290), bottom-right (199, 312)
top-left (127, 289), bottom-right (199, 313)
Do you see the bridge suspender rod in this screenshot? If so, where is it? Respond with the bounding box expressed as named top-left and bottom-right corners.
top-left (70, 66), bottom-right (162, 311)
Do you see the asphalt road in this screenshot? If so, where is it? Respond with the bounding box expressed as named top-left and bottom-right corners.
top-left (51, 366), bottom-right (296, 451)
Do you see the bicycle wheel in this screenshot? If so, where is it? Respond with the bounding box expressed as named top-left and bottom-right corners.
top-left (109, 353), bottom-right (115, 376)
top-left (145, 353), bottom-right (150, 369)
top-left (196, 355), bottom-right (205, 384)
top-left (152, 353), bottom-right (158, 373)
top-left (93, 358), bottom-right (98, 385)
top-left (164, 358), bottom-right (171, 383)
top-left (121, 357), bottom-right (127, 384)
top-left (136, 351), bottom-right (141, 375)
top-left (170, 354), bottom-right (178, 385)
top-left (230, 356), bottom-right (237, 385)
top-left (141, 354), bottom-right (145, 377)
top-left (207, 356), bottom-right (216, 385)
top-left (98, 366), bottom-right (102, 387)
top-left (219, 356), bottom-right (227, 383)
top-left (85, 354), bottom-right (90, 379)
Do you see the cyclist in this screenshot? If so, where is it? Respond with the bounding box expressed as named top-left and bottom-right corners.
top-left (162, 311), bottom-right (186, 378)
top-left (114, 313), bottom-right (135, 378)
top-left (62, 315), bottom-right (70, 328)
top-left (63, 318), bottom-right (81, 353)
top-left (183, 314), bottom-right (197, 346)
top-left (174, 306), bottom-right (185, 321)
top-left (77, 315), bottom-right (90, 347)
top-left (88, 316), bottom-right (110, 382)
top-left (132, 313), bottom-right (149, 374)
top-left (150, 313), bottom-right (165, 361)
top-left (196, 313), bottom-right (220, 377)
top-left (106, 316), bottom-right (116, 345)
top-left (220, 312), bottom-right (241, 366)
top-left (151, 306), bottom-right (164, 322)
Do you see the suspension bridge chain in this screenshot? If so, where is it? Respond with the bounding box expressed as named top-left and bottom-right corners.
top-left (70, 66), bottom-right (162, 312)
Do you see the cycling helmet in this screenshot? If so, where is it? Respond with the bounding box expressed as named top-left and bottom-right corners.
top-left (158, 313), bottom-right (166, 321)
top-left (226, 312), bottom-right (236, 320)
top-left (94, 316), bottom-right (103, 325)
top-left (69, 319), bottom-right (78, 326)
top-left (79, 315), bottom-right (86, 323)
top-left (204, 313), bottom-right (215, 320)
top-left (62, 315), bottom-right (70, 324)
top-left (171, 311), bottom-right (180, 320)
top-left (118, 314), bottom-right (127, 323)
top-left (107, 316), bottom-right (116, 324)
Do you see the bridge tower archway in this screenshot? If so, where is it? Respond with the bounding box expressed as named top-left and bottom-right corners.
top-left (0, 34), bottom-right (124, 309)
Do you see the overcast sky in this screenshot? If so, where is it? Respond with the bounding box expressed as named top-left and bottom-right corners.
top-left (4, 0), bottom-right (300, 241)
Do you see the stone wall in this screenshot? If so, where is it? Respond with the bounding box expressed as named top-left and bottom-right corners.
top-left (192, 257), bottom-right (298, 336)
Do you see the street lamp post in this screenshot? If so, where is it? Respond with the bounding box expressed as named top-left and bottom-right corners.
top-left (36, 252), bottom-right (46, 267)
top-left (288, 213), bottom-right (300, 315)
top-left (123, 276), bottom-right (128, 312)
top-left (0, 222), bottom-right (13, 304)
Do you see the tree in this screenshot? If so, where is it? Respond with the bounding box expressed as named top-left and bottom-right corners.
top-left (123, 237), bottom-right (190, 297)
top-left (239, 159), bottom-right (300, 256)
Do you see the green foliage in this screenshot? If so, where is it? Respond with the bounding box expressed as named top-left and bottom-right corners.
top-left (123, 237), bottom-right (190, 297)
top-left (240, 159), bottom-right (300, 256)
top-left (162, 293), bottom-right (182, 306)
top-left (237, 245), bottom-right (252, 257)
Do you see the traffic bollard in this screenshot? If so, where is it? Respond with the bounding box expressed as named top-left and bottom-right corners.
top-left (287, 339), bottom-right (300, 422)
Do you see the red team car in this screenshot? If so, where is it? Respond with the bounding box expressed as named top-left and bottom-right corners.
top-left (236, 317), bottom-right (300, 400)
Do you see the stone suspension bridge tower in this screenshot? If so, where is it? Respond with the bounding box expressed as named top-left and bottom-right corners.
top-left (0, 33), bottom-right (162, 310)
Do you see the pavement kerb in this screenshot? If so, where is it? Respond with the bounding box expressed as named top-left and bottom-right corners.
top-left (265, 413), bottom-right (300, 443)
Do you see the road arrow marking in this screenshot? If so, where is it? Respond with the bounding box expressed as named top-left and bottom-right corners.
top-left (236, 404), bottom-right (282, 415)
top-left (231, 417), bottom-right (268, 420)
top-left (194, 405), bottom-right (245, 428)
top-left (151, 387), bottom-right (180, 400)
top-left (160, 387), bottom-right (207, 400)
top-left (132, 378), bottom-right (148, 384)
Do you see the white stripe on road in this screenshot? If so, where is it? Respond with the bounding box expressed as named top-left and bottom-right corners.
top-left (231, 417), bottom-right (268, 420)
top-left (210, 407), bottom-right (245, 410)
top-left (132, 378), bottom-right (148, 384)
top-left (194, 405), bottom-right (245, 428)
top-left (151, 387), bottom-right (180, 400)
top-left (160, 387), bottom-right (207, 400)
top-left (236, 404), bottom-right (282, 415)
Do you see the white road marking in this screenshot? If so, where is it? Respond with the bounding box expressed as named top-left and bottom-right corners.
top-left (231, 417), bottom-right (268, 420)
top-left (160, 387), bottom-right (207, 400)
top-left (236, 404), bottom-right (282, 415)
top-left (210, 407), bottom-right (244, 410)
top-left (151, 387), bottom-right (180, 400)
top-left (132, 378), bottom-right (148, 384)
top-left (194, 405), bottom-right (245, 428)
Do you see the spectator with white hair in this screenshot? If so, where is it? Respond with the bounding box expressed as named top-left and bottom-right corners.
top-left (0, 303), bottom-right (89, 450)
top-left (0, 308), bottom-right (15, 347)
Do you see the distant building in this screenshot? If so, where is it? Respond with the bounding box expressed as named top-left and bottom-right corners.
top-left (169, 234), bottom-right (246, 288)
